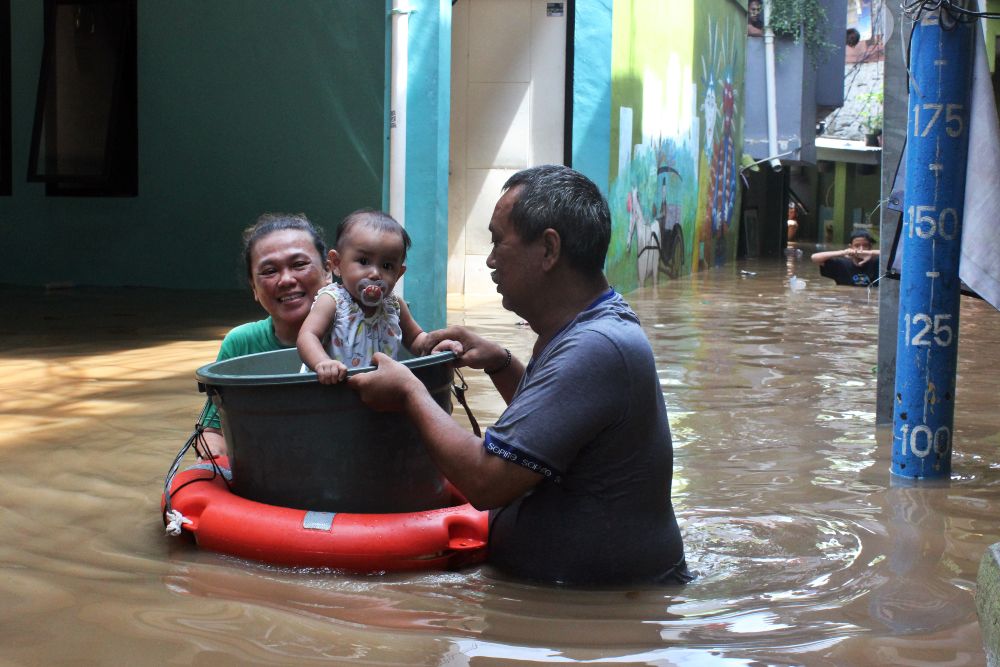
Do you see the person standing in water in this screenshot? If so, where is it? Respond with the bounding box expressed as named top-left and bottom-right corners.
top-left (811, 229), bottom-right (881, 287)
top-left (297, 210), bottom-right (429, 384)
top-left (348, 165), bottom-right (691, 586)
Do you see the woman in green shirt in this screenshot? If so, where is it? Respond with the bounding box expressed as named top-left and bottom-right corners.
top-left (200, 212), bottom-right (331, 457)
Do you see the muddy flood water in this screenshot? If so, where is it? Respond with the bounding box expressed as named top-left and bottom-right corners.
top-left (2, 254), bottom-right (1000, 666)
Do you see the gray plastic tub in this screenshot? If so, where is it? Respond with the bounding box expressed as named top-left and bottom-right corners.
top-left (196, 349), bottom-right (456, 513)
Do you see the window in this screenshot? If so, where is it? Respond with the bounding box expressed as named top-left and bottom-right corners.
top-left (1, 0), bottom-right (11, 196)
top-left (28, 0), bottom-right (137, 196)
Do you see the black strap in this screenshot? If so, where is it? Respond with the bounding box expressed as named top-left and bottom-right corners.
top-left (451, 368), bottom-right (482, 438)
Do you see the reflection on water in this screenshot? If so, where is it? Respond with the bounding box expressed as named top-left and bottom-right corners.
top-left (2, 256), bottom-right (1000, 665)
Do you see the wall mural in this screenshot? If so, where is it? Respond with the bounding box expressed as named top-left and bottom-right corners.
top-left (698, 11), bottom-right (743, 270)
top-left (606, 0), bottom-right (744, 292)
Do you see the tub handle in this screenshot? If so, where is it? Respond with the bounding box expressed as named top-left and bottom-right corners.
top-left (198, 382), bottom-right (219, 396)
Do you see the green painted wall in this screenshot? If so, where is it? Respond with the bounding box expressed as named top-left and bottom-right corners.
top-left (1, 1), bottom-right (385, 290)
top-left (816, 162), bottom-right (881, 244)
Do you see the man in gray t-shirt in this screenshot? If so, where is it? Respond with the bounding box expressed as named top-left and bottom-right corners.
top-left (486, 289), bottom-right (686, 584)
top-left (350, 165), bottom-right (689, 586)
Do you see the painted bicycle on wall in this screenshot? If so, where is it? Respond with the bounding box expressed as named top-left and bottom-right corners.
top-left (626, 165), bottom-right (685, 286)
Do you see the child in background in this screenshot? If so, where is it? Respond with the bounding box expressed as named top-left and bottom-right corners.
top-left (810, 228), bottom-right (881, 287)
top-left (297, 209), bottom-right (429, 383)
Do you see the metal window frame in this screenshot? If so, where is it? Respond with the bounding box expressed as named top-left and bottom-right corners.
top-left (26, 0), bottom-right (137, 196)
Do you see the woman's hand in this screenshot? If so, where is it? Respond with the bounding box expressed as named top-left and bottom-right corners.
top-left (347, 352), bottom-right (425, 412)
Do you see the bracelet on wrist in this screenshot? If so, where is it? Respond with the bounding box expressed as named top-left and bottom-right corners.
top-left (484, 348), bottom-right (512, 376)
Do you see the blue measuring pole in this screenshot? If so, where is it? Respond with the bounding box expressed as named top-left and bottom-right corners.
top-left (892, 11), bottom-right (975, 479)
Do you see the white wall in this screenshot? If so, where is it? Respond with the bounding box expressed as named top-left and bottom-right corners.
top-left (448, 0), bottom-right (566, 297)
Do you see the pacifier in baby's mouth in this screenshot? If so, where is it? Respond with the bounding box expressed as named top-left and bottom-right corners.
top-left (358, 278), bottom-right (389, 307)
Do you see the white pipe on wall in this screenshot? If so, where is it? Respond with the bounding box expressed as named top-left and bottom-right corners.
top-left (390, 1), bottom-right (410, 295)
top-left (762, 0), bottom-right (782, 172)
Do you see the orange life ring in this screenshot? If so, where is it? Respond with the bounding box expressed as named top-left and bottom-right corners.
top-left (162, 458), bottom-right (489, 572)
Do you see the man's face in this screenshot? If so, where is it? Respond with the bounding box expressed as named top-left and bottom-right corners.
top-left (749, 1), bottom-right (762, 18)
top-left (486, 187), bottom-right (545, 317)
top-left (849, 236), bottom-right (872, 265)
top-left (849, 236), bottom-right (872, 252)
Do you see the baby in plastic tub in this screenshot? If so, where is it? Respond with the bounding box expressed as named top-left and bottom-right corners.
top-left (297, 209), bottom-right (429, 383)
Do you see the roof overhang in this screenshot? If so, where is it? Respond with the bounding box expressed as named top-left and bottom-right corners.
top-left (816, 137), bottom-right (881, 165)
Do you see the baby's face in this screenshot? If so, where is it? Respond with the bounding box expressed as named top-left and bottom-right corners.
top-left (331, 226), bottom-right (407, 308)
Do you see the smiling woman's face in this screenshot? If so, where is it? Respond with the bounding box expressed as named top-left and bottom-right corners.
top-left (249, 229), bottom-right (329, 343)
